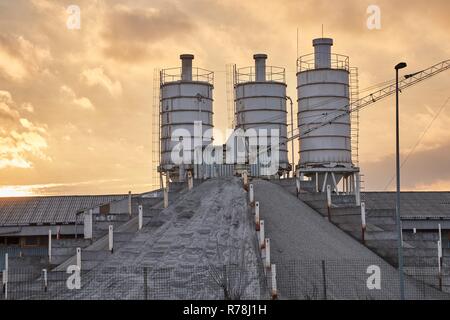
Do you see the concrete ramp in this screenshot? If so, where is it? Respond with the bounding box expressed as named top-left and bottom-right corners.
top-left (252, 179), bottom-right (448, 300)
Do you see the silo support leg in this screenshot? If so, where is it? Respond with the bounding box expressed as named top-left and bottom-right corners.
top-left (321, 172), bottom-right (328, 193)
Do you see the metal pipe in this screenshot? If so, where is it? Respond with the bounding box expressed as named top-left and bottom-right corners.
top-left (271, 264), bottom-right (278, 299)
top-left (395, 62), bottom-right (407, 300)
top-left (286, 96), bottom-right (295, 177)
top-left (259, 220), bottom-right (265, 249)
top-left (138, 205), bottom-right (143, 230)
top-left (265, 238), bottom-right (271, 269)
top-left (43, 269), bottom-right (48, 292)
top-left (109, 225), bottom-right (114, 253)
top-left (254, 54), bottom-right (267, 81)
top-left (180, 54), bottom-right (194, 81)
top-left (48, 229), bottom-right (52, 263)
top-left (128, 191), bottom-right (132, 217)
top-left (361, 202), bottom-right (366, 244)
top-left (76, 247), bottom-right (81, 271)
top-left (326, 185), bottom-right (332, 221)
top-left (255, 201), bottom-right (260, 230)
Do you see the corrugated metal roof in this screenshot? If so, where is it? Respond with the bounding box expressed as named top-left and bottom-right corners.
top-left (0, 195), bottom-right (127, 226)
top-left (363, 192), bottom-right (450, 218)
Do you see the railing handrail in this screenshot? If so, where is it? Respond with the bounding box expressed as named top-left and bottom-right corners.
top-left (297, 53), bottom-right (349, 72)
top-left (160, 67), bottom-right (214, 85)
top-left (235, 65), bottom-right (286, 84)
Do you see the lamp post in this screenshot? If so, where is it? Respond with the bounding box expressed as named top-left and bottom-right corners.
top-left (395, 61), bottom-right (407, 300)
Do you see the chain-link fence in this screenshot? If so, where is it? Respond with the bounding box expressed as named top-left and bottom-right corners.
top-left (1, 259), bottom-right (449, 300)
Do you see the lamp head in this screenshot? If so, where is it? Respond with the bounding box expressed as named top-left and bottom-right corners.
top-left (395, 62), bottom-right (407, 70)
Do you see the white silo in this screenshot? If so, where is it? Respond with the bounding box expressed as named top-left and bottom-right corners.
top-left (159, 54), bottom-right (214, 180)
top-left (234, 54), bottom-right (290, 176)
top-left (297, 38), bottom-right (360, 197)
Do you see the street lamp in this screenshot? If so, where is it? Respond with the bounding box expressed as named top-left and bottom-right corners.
top-left (395, 61), bottom-right (407, 300)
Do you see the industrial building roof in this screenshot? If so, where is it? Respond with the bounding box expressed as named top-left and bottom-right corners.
top-left (363, 192), bottom-right (450, 218)
top-left (0, 195), bottom-right (128, 227)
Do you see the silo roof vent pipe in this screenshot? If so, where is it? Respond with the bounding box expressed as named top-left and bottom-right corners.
top-left (253, 53), bottom-right (268, 82)
top-left (180, 54), bottom-right (194, 81)
top-left (313, 38), bottom-right (333, 69)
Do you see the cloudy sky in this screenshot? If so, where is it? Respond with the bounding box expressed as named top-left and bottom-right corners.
top-left (0, 0), bottom-right (449, 196)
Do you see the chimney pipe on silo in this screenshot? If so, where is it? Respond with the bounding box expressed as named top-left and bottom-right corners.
top-left (180, 54), bottom-right (194, 81)
top-left (254, 53), bottom-right (267, 82)
top-left (313, 38), bottom-right (333, 69)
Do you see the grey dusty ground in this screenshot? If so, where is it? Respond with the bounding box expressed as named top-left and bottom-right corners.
top-left (58, 177), bottom-right (264, 300)
top-left (252, 179), bottom-right (449, 300)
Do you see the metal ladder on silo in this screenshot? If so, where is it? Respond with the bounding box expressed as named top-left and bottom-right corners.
top-left (152, 68), bottom-right (161, 188)
top-left (349, 67), bottom-right (360, 167)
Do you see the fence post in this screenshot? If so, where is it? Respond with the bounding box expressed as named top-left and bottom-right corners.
top-left (322, 260), bottom-right (327, 300)
top-left (109, 225), bottom-right (114, 253)
top-left (138, 205), bottom-right (143, 230)
top-left (143, 267), bottom-right (148, 300)
top-left (48, 229), bottom-right (52, 263)
top-left (43, 269), bottom-right (48, 292)
top-left (271, 264), bottom-right (278, 300)
top-left (255, 202), bottom-right (260, 231)
top-left (259, 220), bottom-right (265, 249)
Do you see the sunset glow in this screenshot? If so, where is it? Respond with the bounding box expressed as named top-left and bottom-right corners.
top-left (0, 0), bottom-right (449, 196)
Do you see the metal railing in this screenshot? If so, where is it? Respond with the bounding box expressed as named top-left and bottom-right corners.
top-left (160, 67), bottom-right (214, 85)
top-left (297, 53), bottom-right (349, 72)
top-left (1, 259), bottom-right (449, 300)
top-left (235, 66), bottom-right (286, 84)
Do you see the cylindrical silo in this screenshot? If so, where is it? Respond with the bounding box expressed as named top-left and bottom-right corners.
top-left (297, 38), bottom-right (352, 167)
top-left (234, 54), bottom-right (289, 175)
top-left (160, 54), bottom-right (214, 176)
top-left (296, 38), bottom-right (360, 196)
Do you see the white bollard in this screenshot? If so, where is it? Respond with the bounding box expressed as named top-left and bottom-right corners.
top-left (326, 185), bottom-right (332, 207)
top-left (255, 201), bottom-right (260, 231)
top-left (361, 202), bottom-right (366, 243)
top-left (43, 269), bottom-right (48, 292)
top-left (188, 171), bottom-right (194, 190)
top-left (249, 184), bottom-right (254, 206)
top-left (326, 185), bottom-right (332, 221)
top-left (138, 205), bottom-right (143, 230)
top-left (164, 187), bottom-right (169, 208)
top-left (128, 191), bottom-right (132, 216)
top-left (271, 264), bottom-right (278, 299)
top-left (48, 229), bottom-right (52, 263)
top-left (76, 247), bottom-right (81, 270)
top-left (259, 220), bottom-right (265, 249)
top-left (296, 177), bottom-right (300, 196)
top-left (265, 238), bottom-right (271, 269)
top-left (109, 225), bottom-right (114, 253)
top-left (243, 171), bottom-right (248, 190)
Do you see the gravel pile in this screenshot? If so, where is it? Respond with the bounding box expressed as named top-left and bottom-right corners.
top-left (252, 179), bottom-right (448, 300)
